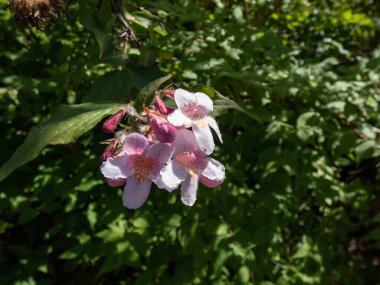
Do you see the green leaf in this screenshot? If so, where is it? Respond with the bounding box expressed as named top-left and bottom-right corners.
top-left (81, 13), bottom-right (110, 58)
top-left (0, 103), bottom-right (120, 182)
top-left (296, 112), bottom-right (322, 142)
top-left (355, 140), bottom-right (380, 163)
top-left (134, 74), bottom-right (172, 112)
top-left (131, 11), bottom-right (167, 36)
top-left (297, 112), bottom-right (320, 127)
top-left (364, 227), bottom-right (380, 241)
top-left (196, 86), bottom-right (262, 122)
top-left (82, 70), bottom-right (133, 102)
top-left (97, 254), bottom-right (123, 277)
top-left (372, 213), bottom-right (380, 223)
top-left (297, 126), bottom-right (315, 142)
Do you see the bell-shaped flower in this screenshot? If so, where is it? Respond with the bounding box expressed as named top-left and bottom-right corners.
top-left (167, 89), bottom-right (222, 155)
top-left (149, 114), bottom-right (177, 143)
top-left (157, 129), bottom-right (225, 206)
top-left (100, 133), bottom-right (171, 209)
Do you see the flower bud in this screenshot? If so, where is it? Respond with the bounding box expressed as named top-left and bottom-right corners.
top-left (146, 133), bottom-right (154, 144)
top-left (102, 109), bottom-right (125, 133)
top-left (149, 114), bottom-right (177, 143)
top-left (166, 107), bottom-right (175, 115)
top-left (100, 141), bottom-right (116, 161)
top-left (162, 89), bottom-right (175, 98)
top-left (154, 95), bottom-right (168, 114)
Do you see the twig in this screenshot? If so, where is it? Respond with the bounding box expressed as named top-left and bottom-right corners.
top-left (109, 0), bottom-right (138, 42)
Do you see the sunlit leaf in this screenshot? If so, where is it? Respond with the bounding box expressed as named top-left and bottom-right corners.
top-left (134, 74), bottom-right (172, 112)
top-left (0, 103), bottom-right (121, 181)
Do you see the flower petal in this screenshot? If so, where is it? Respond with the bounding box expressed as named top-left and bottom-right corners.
top-left (181, 175), bottom-right (199, 206)
top-left (200, 157), bottom-right (225, 181)
top-left (167, 109), bottom-right (192, 128)
top-left (122, 176), bottom-right (152, 209)
top-left (106, 178), bottom-right (127, 187)
top-left (122, 133), bottom-right (149, 155)
top-left (173, 129), bottom-right (199, 156)
top-left (205, 116), bottom-right (223, 143)
top-left (146, 143), bottom-right (172, 164)
top-left (100, 155), bottom-right (133, 179)
top-left (199, 175), bottom-right (223, 188)
top-left (155, 160), bottom-right (187, 191)
top-left (192, 120), bottom-right (215, 155)
top-left (194, 92), bottom-right (213, 113)
top-left (174, 88), bottom-right (197, 110)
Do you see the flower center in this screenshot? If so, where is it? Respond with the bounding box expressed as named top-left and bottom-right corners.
top-left (194, 119), bottom-right (208, 128)
top-left (132, 155), bottom-right (156, 182)
top-left (175, 151), bottom-right (206, 176)
top-left (182, 104), bottom-right (207, 120)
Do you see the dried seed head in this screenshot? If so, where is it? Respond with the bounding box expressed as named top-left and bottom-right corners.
top-left (8, 0), bottom-right (64, 29)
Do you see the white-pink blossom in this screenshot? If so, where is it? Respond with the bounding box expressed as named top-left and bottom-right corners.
top-left (167, 89), bottom-right (222, 155)
top-left (157, 129), bottom-right (225, 206)
top-left (100, 133), bottom-right (171, 209)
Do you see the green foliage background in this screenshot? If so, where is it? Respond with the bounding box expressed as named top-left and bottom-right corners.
top-left (1, 0), bottom-right (380, 284)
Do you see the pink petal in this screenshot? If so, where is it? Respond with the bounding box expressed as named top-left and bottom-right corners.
top-left (122, 176), bottom-right (152, 209)
top-left (192, 120), bottom-right (215, 155)
top-left (106, 178), bottom-right (127, 187)
top-left (122, 133), bottom-right (149, 155)
top-left (146, 143), bottom-right (172, 165)
top-left (181, 175), bottom-right (199, 206)
top-left (100, 155), bottom-right (133, 180)
top-left (200, 157), bottom-right (225, 185)
top-left (167, 109), bottom-right (192, 128)
top-left (194, 92), bottom-right (213, 113)
top-left (199, 175), bottom-right (223, 188)
top-left (205, 116), bottom-right (223, 143)
top-left (155, 160), bottom-right (187, 191)
top-left (173, 129), bottom-right (199, 156)
top-left (174, 88), bottom-right (197, 110)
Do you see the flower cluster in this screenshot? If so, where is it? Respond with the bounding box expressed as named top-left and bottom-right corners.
top-left (99, 88), bottom-right (225, 209)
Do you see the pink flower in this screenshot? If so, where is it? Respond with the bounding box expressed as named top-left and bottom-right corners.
top-left (167, 89), bottom-right (222, 155)
top-left (149, 114), bottom-right (177, 143)
top-left (157, 129), bottom-right (225, 206)
top-left (100, 133), bottom-right (171, 209)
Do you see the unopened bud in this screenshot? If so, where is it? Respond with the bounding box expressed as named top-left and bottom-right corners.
top-left (146, 133), bottom-right (154, 144)
top-left (154, 95), bottom-right (168, 114)
top-left (100, 141), bottom-right (116, 161)
top-left (102, 109), bottom-right (125, 133)
top-left (149, 114), bottom-right (176, 143)
top-left (166, 107), bottom-right (175, 115)
top-left (162, 89), bottom-right (174, 98)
